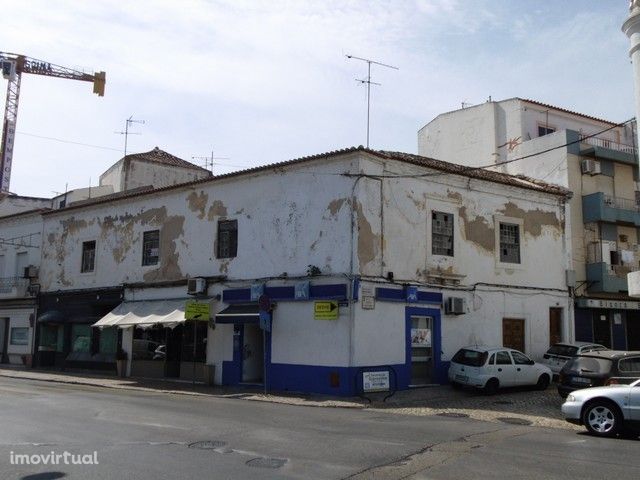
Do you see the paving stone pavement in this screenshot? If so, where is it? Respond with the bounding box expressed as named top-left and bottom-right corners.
top-left (0, 366), bottom-right (577, 430)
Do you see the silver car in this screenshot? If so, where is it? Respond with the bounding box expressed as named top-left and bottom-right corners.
top-left (561, 379), bottom-right (640, 437)
top-left (541, 342), bottom-right (607, 376)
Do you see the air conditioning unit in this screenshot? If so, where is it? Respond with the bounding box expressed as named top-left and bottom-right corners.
top-left (23, 265), bottom-right (38, 279)
top-left (444, 297), bottom-right (466, 315)
top-left (580, 159), bottom-right (601, 175)
top-left (187, 277), bottom-right (207, 295)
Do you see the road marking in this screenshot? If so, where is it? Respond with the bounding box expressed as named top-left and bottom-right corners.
top-left (566, 439), bottom-right (587, 444)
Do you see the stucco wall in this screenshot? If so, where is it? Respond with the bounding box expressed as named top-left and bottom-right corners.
top-left (355, 156), bottom-right (568, 289)
top-left (124, 160), bottom-right (210, 191)
top-left (39, 155), bottom-right (359, 291)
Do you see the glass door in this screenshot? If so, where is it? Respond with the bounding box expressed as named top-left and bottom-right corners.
top-left (410, 315), bottom-right (433, 385)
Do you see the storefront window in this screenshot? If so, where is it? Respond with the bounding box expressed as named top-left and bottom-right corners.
top-left (133, 326), bottom-right (166, 361)
top-left (39, 325), bottom-right (62, 351)
top-left (98, 327), bottom-right (117, 354)
top-left (71, 324), bottom-right (91, 353)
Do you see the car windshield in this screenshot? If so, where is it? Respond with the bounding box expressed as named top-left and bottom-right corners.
top-left (564, 356), bottom-right (612, 374)
top-left (546, 345), bottom-right (578, 357)
top-left (452, 349), bottom-right (488, 367)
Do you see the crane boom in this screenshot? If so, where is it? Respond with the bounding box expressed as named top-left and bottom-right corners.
top-left (0, 52), bottom-right (105, 193)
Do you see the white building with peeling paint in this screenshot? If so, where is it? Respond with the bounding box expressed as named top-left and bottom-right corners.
top-left (35, 147), bottom-right (571, 395)
top-left (420, 98), bottom-right (640, 352)
top-left (0, 209), bottom-right (45, 365)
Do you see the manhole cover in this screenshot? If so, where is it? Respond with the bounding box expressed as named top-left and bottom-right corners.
top-left (497, 417), bottom-right (532, 426)
top-left (437, 412), bottom-right (469, 418)
top-left (188, 440), bottom-right (227, 450)
top-left (493, 400), bottom-right (513, 405)
top-left (246, 457), bottom-right (288, 469)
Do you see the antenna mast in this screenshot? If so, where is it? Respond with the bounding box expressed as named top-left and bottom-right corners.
top-left (346, 54), bottom-right (398, 148)
top-left (115, 115), bottom-right (145, 158)
top-left (192, 149), bottom-right (230, 174)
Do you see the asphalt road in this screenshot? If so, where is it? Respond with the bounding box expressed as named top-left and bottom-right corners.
top-left (0, 377), bottom-right (638, 480)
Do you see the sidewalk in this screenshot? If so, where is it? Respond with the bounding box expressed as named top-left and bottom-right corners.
top-left (0, 366), bottom-right (576, 430)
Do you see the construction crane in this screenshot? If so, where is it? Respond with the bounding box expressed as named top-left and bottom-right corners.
top-left (0, 52), bottom-right (106, 193)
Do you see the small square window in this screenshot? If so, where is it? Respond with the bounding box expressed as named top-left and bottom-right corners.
top-left (81, 240), bottom-right (96, 273)
top-left (217, 220), bottom-right (238, 259)
top-left (432, 211), bottom-right (454, 256)
top-left (538, 125), bottom-right (555, 137)
top-left (142, 230), bottom-right (160, 266)
top-left (499, 223), bottom-right (520, 264)
top-left (10, 327), bottom-right (29, 346)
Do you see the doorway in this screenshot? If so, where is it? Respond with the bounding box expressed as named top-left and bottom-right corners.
top-left (593, 313), bottom-right (612, 348)
top-left (241, 324), bottom-right (264, 384)
top-left (410, 315), bottom-right (433, 385)
top-left (0, 318), bottom-right (8, 363)
top-left (503, 318), bottom-right (525, 352)
top-left (549, 308), bottom-right (562, 345)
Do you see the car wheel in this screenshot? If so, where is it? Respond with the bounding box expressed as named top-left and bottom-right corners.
top-left (483, 378), bottom-right (499, 395)
top-left (535, 374), bottom-right (550, 391)
top-left (582, 400), bottom-right (621, 437)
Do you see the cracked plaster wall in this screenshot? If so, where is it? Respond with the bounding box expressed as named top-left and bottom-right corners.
top-left (39, 158), bottom-right (358, 292)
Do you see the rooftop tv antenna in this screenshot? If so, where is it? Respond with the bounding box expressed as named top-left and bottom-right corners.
top-left (192, 149), bottom-right (230, 174)
top-left (346, 54), bottom-right (398, 148)
top-left (115, 115), bottom-right (145, 158)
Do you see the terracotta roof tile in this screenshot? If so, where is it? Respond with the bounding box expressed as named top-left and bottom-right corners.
top-left (125, 147), bottom-right (210, 173)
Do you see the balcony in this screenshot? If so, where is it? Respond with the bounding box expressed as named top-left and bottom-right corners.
top-left (586, 262), bottom-right (629, 293)
top-left (579, 135), bottom-right (637, 165)
top-left (582, 192), bottom-right (640, 226)
top-left (0, 277), bottom-right (30, 299)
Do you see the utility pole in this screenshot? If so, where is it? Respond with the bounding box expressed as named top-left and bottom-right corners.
top-left (346, 54), bottom-right (398, 148)
top-left (115, 115), bottom-right (145, 158)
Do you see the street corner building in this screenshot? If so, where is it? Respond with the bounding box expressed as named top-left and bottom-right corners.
top-left (4, 145), bottom-right (572, 396)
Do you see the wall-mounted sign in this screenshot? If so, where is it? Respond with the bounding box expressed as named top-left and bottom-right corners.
top-left (295, 281), bottom-right (310, 300)
top-left (251, 283), bottom-right (265, 301)
top-left (314, 301), bottom-right (338, 320)
top-left (185, 301), bottom-right (210, 320)
top-left (361, 285), bottom-right (375, 297)
top-left (363, 371), bottom-right (390, 392)
top-left (577, 298), bottom-right (640, 310)
top-left (259, 311), bottom-right (272, 332)
top-left (361, 296), bottom-right (375, 310)
top-left (406, 286), bottom-right (418, 302)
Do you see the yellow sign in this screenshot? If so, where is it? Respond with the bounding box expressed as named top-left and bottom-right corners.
top-left (185, 301), bottom-right (210, 321)
top-left (314, 301), bottom-right (339, 320)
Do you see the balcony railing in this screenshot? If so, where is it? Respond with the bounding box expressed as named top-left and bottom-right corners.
top-left (579, 134), bottom-right (637, 156)
top-left (602, 194), bottom-right (640, 212)
top-left (0, 277), bottom-right (29, 297)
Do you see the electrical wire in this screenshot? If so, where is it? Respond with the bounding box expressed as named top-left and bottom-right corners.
top-left (16, 131), bottom-right (122, 152)
top-left (344, 118), bottom-right (636, 180)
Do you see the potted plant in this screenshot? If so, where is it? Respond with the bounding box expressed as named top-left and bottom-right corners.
top-left (116, 349), bottom-right (128, 377)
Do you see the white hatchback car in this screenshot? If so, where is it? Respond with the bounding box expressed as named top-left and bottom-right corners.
top-left (540, 342), bottom-right (607, 376)
top-left (448, 346), bottom-right (553, 394)
top-left (561, 379), bottom-right (640, 437)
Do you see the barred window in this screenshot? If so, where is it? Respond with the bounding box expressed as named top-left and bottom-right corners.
top-left (81, 241), bottom-right (96, 273)
top-left (217, 220), bottom-right (238, 259)
top-left (142, 230), bottom-right (160, 266)
top-left (432, 211), bottom-right (454, 256)
top-left (499, 223), bottom-right (520, 264)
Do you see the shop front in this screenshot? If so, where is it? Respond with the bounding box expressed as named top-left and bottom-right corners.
top-left (575, 298), bottom-right (640, 350)
top-left (94, 299), bottom-right (208, 382)
top-left (35, 288), bottom-right (123, 371)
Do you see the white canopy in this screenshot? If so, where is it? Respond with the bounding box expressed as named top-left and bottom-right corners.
top-left (93, 299), bottom-right (187, 329)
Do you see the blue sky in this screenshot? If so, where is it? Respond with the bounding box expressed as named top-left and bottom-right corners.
top-left (1, 0), bottom-right (635, 197)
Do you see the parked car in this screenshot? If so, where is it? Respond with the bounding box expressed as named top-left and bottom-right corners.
top-left (448, 346), bottom-right (552, 394)
top-left (561, 379), bottom-right (640, 437)
top-left (557, 350), bottom-right (640, 398)
top-left (541, 342), bottom-right (607, 377)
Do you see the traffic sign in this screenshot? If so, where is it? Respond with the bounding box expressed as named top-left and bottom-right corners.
top-left (314, 301), bottom-right (339, 320)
